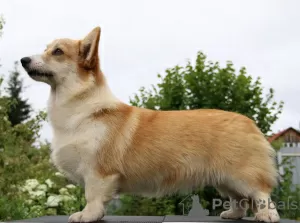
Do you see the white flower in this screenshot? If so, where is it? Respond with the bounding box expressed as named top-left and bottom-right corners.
top-left (37, 184), bottom-right (48, 192)
top-left (45, 179), bottom-right (54, 188)
top-left (59, 188), bottom-right (69, 195)
top-left (29, 190), bottom-right (46, 199)
top-left (19, 186), bottom-right (26, 192)
top-left (55, 172), bottom-right (64, 177)
top-left (23, 179), bottom-right (40, 192)
top-left (60, 195), bottom-right (76, 202)
top-left (25, 199), bottom-right (33, 205)
top-left (46, 195), bottom-right (62, 207)
top-left (66, 184), bottom-right (76, 189)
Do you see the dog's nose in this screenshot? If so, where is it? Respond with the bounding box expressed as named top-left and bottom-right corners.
top-left (20, 57), bottom-right (32, 67)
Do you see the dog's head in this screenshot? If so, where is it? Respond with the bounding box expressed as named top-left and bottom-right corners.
top-left (20, 27), bottom-right (102, 87)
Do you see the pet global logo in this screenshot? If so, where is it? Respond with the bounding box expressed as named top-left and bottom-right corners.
top-left (179, 194), bottom-right (209, 216)
top-left (212, 197), bottom-right (299, 211)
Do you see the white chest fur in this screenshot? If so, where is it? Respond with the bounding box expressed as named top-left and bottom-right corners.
top-left (47, 83), bottom-right (119, 184)
top-left (50, 124), bottom-right (107, 185)
top-left (48, 101), bottom-right (108, 184)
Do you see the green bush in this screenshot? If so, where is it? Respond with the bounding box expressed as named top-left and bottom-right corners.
top-left (0, 76), bottom-right (83, 221)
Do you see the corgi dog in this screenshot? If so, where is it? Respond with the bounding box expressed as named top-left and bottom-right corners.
top-left (21, 27), bottom-right (280, 223)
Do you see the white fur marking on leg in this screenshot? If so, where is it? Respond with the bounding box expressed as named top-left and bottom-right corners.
top-left (220, 197), bottom-right (248, 220)
top-left (68, 173), bottom-right (119, 222)
top-left (253, 192), bottom-right (280, 223)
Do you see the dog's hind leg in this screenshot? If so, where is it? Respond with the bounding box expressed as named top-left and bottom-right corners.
top-left (251, 191), bottom-right (280, 223)
top-left (217, 186), bottom-right (248, 220)
top-left (217, 174), bottom-right (280, 222)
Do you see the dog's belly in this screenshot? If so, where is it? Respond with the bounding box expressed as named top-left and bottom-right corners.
top-left (119, 168), bottom-right (208, 197)
top-left (120, 179), bottom-right (203, 198)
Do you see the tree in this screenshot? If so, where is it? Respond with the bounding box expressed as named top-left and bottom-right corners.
top-left (0, 15), bottom-right (4, 69)
top-left (121, 51), bottom-right (284, 216)
top-left (1, 18), bottom-right (31, 126)
top-left (131, 51), bottom-right (283, 134)
top-left (0, 15), bottom-right (4, 37)
top-left (6, 61), bottom-right (32, 126)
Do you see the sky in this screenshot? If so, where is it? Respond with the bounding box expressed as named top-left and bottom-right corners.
top-left (0, 0), bottom-right (299, 141)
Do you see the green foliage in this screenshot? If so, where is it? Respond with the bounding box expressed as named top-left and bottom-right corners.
top-left (0, 196), bottom-right (29, 221)
top-left (112, 195), bottom-right (176, 216)
top-left (0, 72), bottom-right (85, 221)
top-left (272, 156), bottom-right (300, 219)
top-left (0, 15), bottom-right (4, 37)
top-left (131, 52), bottom-right (283, 134)
top-left (270, 140), bottom-right (300, 220)
top-left (5, 61), bottom-right (32, 126)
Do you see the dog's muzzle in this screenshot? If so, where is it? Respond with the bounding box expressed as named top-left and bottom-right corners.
top-left (20, 56), bottom-right (54, 78)
top-left (20, 57), bottom-right (32, 69)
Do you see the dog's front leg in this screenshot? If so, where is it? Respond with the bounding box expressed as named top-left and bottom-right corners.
top-left (68, 172), bottom-right (119, 223)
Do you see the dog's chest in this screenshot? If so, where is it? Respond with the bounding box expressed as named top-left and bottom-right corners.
top-left (50, 140), bottom-right (84, 184)
top-left (50, 119), bottom-right (108, 184)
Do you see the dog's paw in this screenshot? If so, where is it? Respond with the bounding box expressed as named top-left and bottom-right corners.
top-left (68, 210), bottom-right (104, 222)
top-left (220, 210), bottom-right (246, 219)
top-left (254, 209), bottom-right (280, 223)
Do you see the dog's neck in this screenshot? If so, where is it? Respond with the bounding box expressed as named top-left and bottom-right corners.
top-left (47, 74), bottom-right (121, 130)
top-left (49, 75), bottom-right (119, 108)
top-left (47, 74), bottom-right (121, 133)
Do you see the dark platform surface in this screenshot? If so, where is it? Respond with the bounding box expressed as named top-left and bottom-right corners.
top-left (9, 216), bottom-right (300, 223)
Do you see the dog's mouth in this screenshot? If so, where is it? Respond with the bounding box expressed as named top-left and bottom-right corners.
top-left (28, 70), bottom-right (54, 78)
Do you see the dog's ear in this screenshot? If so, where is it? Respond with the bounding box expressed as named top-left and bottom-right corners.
top-left (79, 26), bottom-right (101, 69)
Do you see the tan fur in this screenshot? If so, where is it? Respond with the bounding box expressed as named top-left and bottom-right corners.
top-left (21, 27), bottom-right (280, 223)
top-left (95, 105), bottom-right (278, 196)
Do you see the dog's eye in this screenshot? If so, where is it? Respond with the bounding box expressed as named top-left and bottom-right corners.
top-left (52, 48), bottom-right (64, 56)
